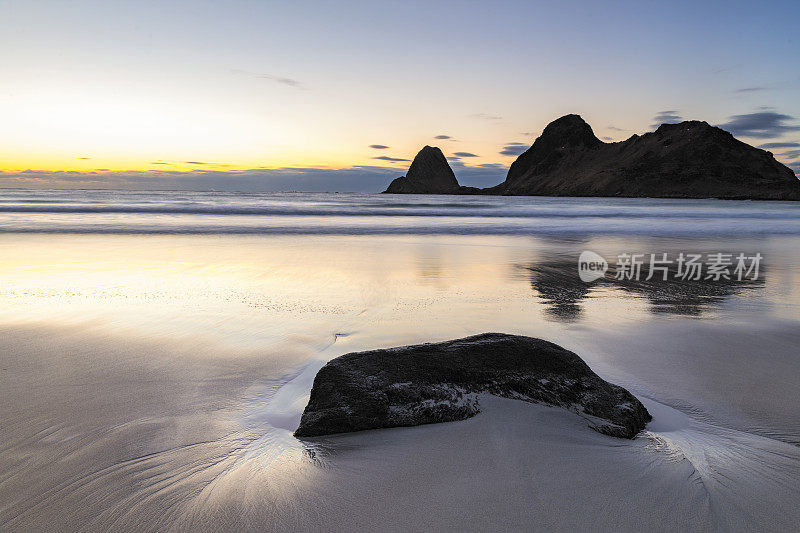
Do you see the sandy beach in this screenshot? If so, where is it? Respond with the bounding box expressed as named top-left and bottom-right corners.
top-left (1, 194), bottom-right (799, 531)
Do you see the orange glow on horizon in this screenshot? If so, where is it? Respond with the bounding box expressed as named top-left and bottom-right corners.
top-left (0, 152), bottom-right (412, 174)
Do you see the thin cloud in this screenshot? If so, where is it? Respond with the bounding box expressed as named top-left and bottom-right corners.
top-left (470, 113), bottom-right (503, 121)
top-left (780, 149), bottom-right (800, 160)
top-left (372, 156), bottom-right (410, 162)
top-left (499, 142), bottom-right (529, 156)
top-left (369, 144), bottom-right (390, 149)
top-left (181, 161), bottom-right (232, 167)
top-left (735, 86), bottom-right (768, 93)
top-left (453, 152), bottom-right (478, 157)
top-left (607, 125), bottom-right (627, 132)
top-left (719, 111), bottom-right (800, 139)
top-left (265, 76), bottom-right (304, 88)
top-left (651, 110), bottom-right (682, 129)
top-left (759, 142), bottom-right (800, 149)
top-left (434, 135), bottom-right (452, 140)
top-left (230, 68), bottom-right (307, 90)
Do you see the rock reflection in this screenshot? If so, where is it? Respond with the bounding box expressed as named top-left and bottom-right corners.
top-left (527, 257), bottom-right (765, 320)
top-left (529, 262), bottom-right (592, 320)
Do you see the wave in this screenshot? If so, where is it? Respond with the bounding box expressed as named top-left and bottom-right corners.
top-left (0, 190), bottom-right (798, 235)
top-left (1, 205), bottom-right (799, 220)
top-left (2, 222), bottom-right (799, 236)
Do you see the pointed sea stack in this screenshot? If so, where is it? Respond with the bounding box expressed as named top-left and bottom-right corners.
top-left (383, 145), bottom-right (461, 194)
top-left (492, 114), bottom-right (800, 199)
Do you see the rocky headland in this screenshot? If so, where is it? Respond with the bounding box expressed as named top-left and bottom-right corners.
top-left (383, 114), bottom-right (800, 200)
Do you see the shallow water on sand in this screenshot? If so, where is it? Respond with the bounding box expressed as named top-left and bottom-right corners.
top-left (1, 193), bottom-right (800, 531)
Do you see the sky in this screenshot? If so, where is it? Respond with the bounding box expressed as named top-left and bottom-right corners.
top-left (1, 0), bottom-right (799, 191)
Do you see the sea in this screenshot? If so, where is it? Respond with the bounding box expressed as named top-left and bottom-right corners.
top-left (1, 189), bottom-right (799, 235)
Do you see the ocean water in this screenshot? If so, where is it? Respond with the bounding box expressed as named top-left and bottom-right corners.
top-left (1, 189), bottom-right (799, 235)
top-left (1, 189), bottom-right (799, 531)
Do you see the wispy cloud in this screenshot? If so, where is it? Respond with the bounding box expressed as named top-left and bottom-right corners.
top-left (179, 161), bottom-right (231, 167)
top-left (230, 68), bottom-right (307, 90)
top-left (453, 151), bottom-right (478, 157)
top-left (719, 111), bottom-right (800, 139)
top-left (369, 144), bottom-right (389, 149)
top-left (470, 113), bottom-right (503, 121)
top-left (651, 110), bottom-right (682, 129)
top-left (758, 141), bottom-right (800, 149)
top-left (735, 86), bottom-right (768, 93)
top-left (434, 135), bottom-right (452, 140)
top-left (499, 142), bottom-right (528, 156)
top-left (372, 155), bottom-right (410, 162)
top-left (607, 125), bottom-right (627, 132)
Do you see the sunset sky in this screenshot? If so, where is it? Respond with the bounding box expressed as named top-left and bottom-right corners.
top-left (1, 0), bottom-right (799, 191)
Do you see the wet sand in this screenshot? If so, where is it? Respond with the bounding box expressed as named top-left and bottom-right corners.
top-left (1, 233), bottom-right (799, 531)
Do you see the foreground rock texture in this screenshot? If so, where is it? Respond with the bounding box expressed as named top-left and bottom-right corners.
top-left (383, 114), bottom-right (800, 199)
top-left (383, 145), bottom-right (464, 194)
top-left (294, 333), bottom-right (651, 439)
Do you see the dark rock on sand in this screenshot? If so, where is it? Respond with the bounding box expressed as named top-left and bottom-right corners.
top-left (383, 145), bottom-right (461, 194)
top-left (294, 333), bottom-right (651, 439)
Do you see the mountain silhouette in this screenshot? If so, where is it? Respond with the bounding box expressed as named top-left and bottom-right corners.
top-left (384, 114), bottom-right (800, 200)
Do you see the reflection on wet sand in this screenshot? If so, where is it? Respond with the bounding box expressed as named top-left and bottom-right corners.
top-left (527, 259), bottom-right (765, 320)
top-left (1, 233), bottom-right (799, 531)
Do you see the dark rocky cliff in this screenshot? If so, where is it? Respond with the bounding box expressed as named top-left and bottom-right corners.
top-left (383, 115), bottom-right (800, 200)
top-left (493, 114), bottom-right (800, 200)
